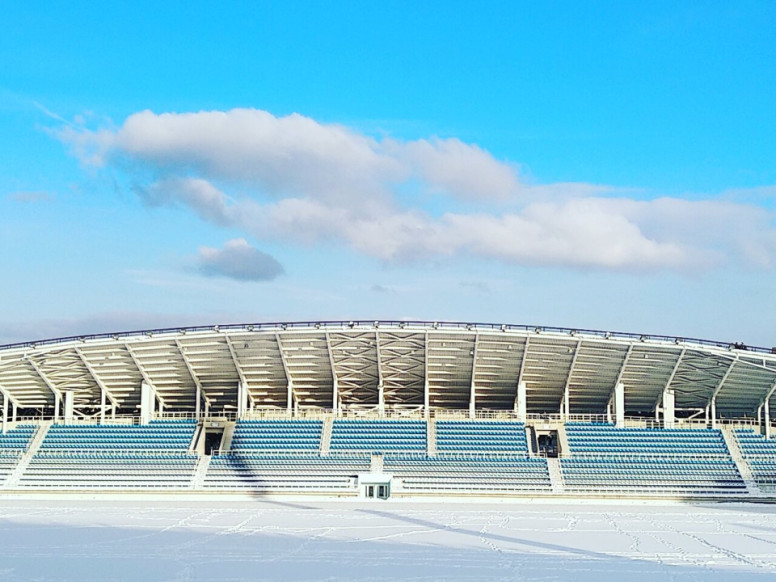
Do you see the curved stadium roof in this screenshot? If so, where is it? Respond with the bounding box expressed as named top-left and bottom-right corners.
top-left (0, 321), bottom-right (774, 419)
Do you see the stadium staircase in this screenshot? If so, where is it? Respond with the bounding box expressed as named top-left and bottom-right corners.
top-left (191, 455), bottom-right (211, 489)
top-left (426, 418), bottom-right (437, 456)
top-left (3, 423), bottom-right (48, 489)
top-left (546, 457), bottom-right (565, 493)
top-left (721, 427), bottom-right (761, 496)
top-left (320, 417), bottom-right (333, 455)
top-left (371, 453), bottom-right (384, 473)
top-left (732, 428), bottom-right (776, 493)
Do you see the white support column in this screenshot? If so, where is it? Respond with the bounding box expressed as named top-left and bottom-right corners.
top-left (710, 397), bottom-right (717, 429)
top-left (236, 381), bottom-right (248, 419)
top-left (516, 381), bottom-right (527, 422)
top-left (663, 388), bottom-right (675, 429)
top-left (614, 382), bottom-right (625, 428)
top-left (127, 343), bottom-right (165, 420)
top-left (275, 333), bottom-right (294, 415)
top-left (325, 332), bottom-right (339, 412)
top-left (140, 380), bottom-right (155, 425)
top-left (561, 340), bottom-right (581, 421)
top-left (514, 337), bottom-right (530, 416)
top-left (63, 391), bottom-right (75, 424)
top-left (468, 334), bottom-right (479, 419)
top-left (176, 340), bottom-right (205, 419)
top-left (375, 332), bottom-right (385, 417)
top-left (766, 397), bottom-right (772, 439)
top-left (424, 331), bottom-right (430, 419)
top-left (2, 393), bottom-right (7, 435)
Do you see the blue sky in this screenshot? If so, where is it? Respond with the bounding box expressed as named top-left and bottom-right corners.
top-left (2, 2), bottom-right (776, 346)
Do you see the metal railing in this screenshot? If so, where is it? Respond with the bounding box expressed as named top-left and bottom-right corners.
top-left (2, 319), bottom-right (772, 355)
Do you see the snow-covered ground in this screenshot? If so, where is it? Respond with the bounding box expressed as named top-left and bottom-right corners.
top-left (0, 498), bottom-right (774, 581)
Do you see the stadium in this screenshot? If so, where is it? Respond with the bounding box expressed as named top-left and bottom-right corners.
top-left (0, 319), bottom-right (774, 500)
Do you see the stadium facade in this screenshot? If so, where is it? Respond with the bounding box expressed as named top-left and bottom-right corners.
top-left (0, 320), bottom-right (774, 499)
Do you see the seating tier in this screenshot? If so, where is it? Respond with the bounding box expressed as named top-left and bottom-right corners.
top-left (330, 420), bottom-right (426, 453)
top-left (230, 420), bottom-right (322, 451)
top-left (734, 429), bottom-right (776, 488)
top-left (436, 421), bottom-right (528, 453)
top-left (561, 424), bottom-right (744, 495)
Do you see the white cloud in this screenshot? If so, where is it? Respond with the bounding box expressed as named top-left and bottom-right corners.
top-left (196, 238), bottom-right (284, 282)
top-left (57, 108), bottom-right (776, 272)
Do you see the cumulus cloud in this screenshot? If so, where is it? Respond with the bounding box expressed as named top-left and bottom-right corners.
top-left (196, 238), bottom-right (284, 282)
top-left (57, 108), bottom-right (776, 272)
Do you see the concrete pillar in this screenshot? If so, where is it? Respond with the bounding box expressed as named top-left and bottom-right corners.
top-left (2, 394), bottom-right (7, 435)
top-left (515, 381), bottom-right (527, 423)
top-left (63, 391), bottom-right (74, 425)
top-left (332, 376), bottom-right (339, 413)
top-left (140, 381), bottom-right (154, 425)
top-left (100, 389), bottom-right (106, 424)
top-left (53, 392), bottom-right (61, 424)
top-left (766, 397), bottom-right (772, 439)
top-left (424, 379), bottom-right (430, 420)
top-left (237, 380), bottom-right (247, 419)
top-left (469, 382), bottom-right (476, 420)
top-left (710, 397), bottom-right (717, 429)
top-left (378, 383), bottom-right (385, 418)
top-left (195, 385), bottom-right (202, 419)
top-left (614, 382), bottom-right (625, 428)
top-left (663, 389), bottom-right (675, 429)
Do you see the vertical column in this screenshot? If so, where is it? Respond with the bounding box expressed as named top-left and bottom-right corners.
top-left (140, 381), bottom-right (154, 425)
top-left (2, 394), bottom-right (7, 435)
top-left (424, 378), bottom-right (430, 420)
top-left (378, 383), bottom-right (385, 418)
top-left (766, 397), bottom-right (772, 439)
top-left (663, 388), bottom-right (675, 429)
top-left (63, 391), bottom-right (75, 425)
top-left (614, 382), bottom-right (625, 428)
top-left (710, 397), bottom-right (717, 429)
top-left (237, 380), bottom-right (247, 419)
top-left (515, 381), bottom-right (527, 422)
top-left (195, 385), bottom-right (202, 419)
top-left (100, 389), bottom-right (106, 424)
top-left (53, 392), bottom-right (61, 424)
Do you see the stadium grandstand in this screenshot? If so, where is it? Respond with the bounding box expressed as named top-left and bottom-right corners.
top-left (0, 320), bottom-right (775, 499)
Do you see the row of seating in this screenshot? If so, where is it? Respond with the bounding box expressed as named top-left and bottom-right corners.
top-left (562, 425), bottom-right (744, 494)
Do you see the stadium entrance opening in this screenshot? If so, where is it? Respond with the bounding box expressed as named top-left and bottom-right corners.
top-left (536, 430), bottom-right (559, 458)
top-left (200, 428), bottom-right (224, 455)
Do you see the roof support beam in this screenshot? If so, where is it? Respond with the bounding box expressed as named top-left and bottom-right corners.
top-left (561, 340), bottom-right (582, 420)
top-left (608, 344), bottom-right (634, 407)
top-left (275, 334), bottom-right (294, 416)
top-left (468, 334), bottom-right (479, 419)
top-left (375, 332), bottom-right (385, 417)
top-left (514, 337), bottom-right (530, 414)
top-left (424, 331), bottom-right (430, 419)
top-left (225, 335), bottom-right (253, 417)
top-left (654, 348), bottom-right (686, 414)
top-left (175, 340), bottom-right (210, 418)
top-left (76, 348), bottom-right (118, 423)
top-left (27, 357), bottom-right (62, 423)
top-left (325, 332), bottom-right (339, 413)
top-left (708, 357), bottom-right (737, 428)
top-left (760, 380), bottom-right (776, 439)
top-left (126, 343), bottom-right (166, 413)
